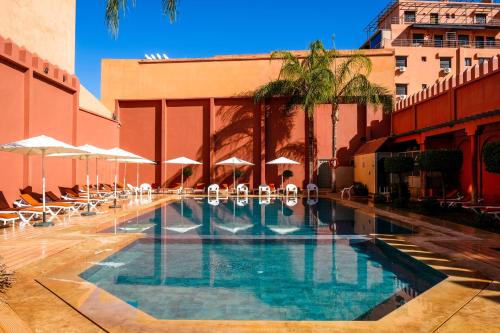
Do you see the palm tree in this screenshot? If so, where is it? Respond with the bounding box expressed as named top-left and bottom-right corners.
top-left (328, 48), bottom-right (393, 190)
top-left (105, 0), bottom-right (178, 37)
top-left (254, 40), bottom-right (333, 182)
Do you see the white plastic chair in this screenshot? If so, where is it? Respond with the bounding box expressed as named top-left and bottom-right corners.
top-left (140, 183), bottom-right (152, 201)
top-left (340, 185), bottom-right (354, 200)
top-left (236, 184), bottom-right (249, 197)
top-left (306, 183), bottom-right (318, 197)
top-left (258, 185), bottom-right (271, 197)
top-left (207, 184), bottom-right (219, 197)
top-left (285, 184), bottom-right (298, 197)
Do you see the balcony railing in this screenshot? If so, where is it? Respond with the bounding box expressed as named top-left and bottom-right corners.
top-left (392, 16), bottom-right (500, 27)
top-left (392, 39), bottom-right (500, 48)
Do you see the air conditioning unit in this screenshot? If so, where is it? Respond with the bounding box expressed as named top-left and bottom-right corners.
top-left (442, 67), bottom-right (451, 74)
top-left (397, 94), bottom-right (407, 100)
top-left (397, 66), bottom-right (407, 72)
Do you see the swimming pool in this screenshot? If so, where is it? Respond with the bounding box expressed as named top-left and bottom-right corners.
top-left (82, 198), bottom-right (445, 321)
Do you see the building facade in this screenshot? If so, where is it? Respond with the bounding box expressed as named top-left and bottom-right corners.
top-left (362, 0), bottom-right (499, 97)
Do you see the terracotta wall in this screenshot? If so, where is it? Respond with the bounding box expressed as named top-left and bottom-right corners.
top-left (391, 56), bottom-right (500, 204)
top-left (0, 36), bottom-right (119, 204)
top-left (116, 96), bottom-right (391, 189)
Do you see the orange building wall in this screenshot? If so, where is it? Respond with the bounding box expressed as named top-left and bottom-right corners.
top-left (0, 37), bottom-right (119, 204)
top-left (392, 56), bottom-right (500, 204)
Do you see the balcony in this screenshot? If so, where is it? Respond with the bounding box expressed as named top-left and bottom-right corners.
top-left (392, 16), bottom-right (500, 28)
top-left (391, 39), bottom-right (500, 48)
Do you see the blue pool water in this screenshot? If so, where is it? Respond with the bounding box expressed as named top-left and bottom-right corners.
top-left (82, 198), bottom-right (445, 321)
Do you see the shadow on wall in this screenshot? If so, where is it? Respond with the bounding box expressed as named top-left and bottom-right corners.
top-left (162, 98), bottom-right (306, 188)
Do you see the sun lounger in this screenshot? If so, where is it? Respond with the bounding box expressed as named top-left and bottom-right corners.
top-left (0, 191), bottom-right (44, 225)
top-left (340, 185), bottom-right (354, 200)
top-left (0, 213), bottom-right (19, 225)
top-left (18, 193), bottom-right (76, 215)
top-left (193, 183), bottom-right (205, 194)
top-left (165, 183), bottom-right (182, 194)
top-left (46, 191), bottom-right (88, 210)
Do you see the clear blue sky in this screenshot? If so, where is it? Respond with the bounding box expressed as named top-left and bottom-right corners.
top-left (75, 0), bottom-right (387, 98)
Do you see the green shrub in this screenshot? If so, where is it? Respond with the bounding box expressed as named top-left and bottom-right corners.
top-left (373, 194), bottom-right (387, 204)
top-left (392, 197), bottom-right (409, 208)
top-left (483, 142), bottom-right (500, 174)
top-left (419, 198), bottom-right (441, 214)
top-left (418, 150), bottom-right (463, 203)
top-left (474, 212), bottom-right (496, 227)
top-left (353, 182), bottom-right (369, 196)
top-left (283, 169), bottom-right (294, 179)
top-left (234, 169), bottom-right (245, 179)
top-left (182, 167), bottom-right (193, 178)
top-left (384, 156), bottom-right (414, 201)
top-left (384, 156), bottom-right (415, 174)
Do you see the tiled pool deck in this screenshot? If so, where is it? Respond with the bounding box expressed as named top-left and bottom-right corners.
top-left (0, 194), bottom-right (499, 333)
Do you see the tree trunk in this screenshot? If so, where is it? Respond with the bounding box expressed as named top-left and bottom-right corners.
top-left (441, 171), bottom-right (446, 206)
top-left (331, 106), bottom-right (339, 192)
top-left (308, 114), bottom-right (315, 183)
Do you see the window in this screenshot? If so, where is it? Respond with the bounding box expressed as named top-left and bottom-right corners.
top-left (451, 14), bottom-right (455, 19)
top-left (486, 36), bottom-right (496, 47)
top-left (445, 13), bottom-right (450, 19)
top-left (478, 57), bottom-right (491, 65)
top-left (413, 33), bottom-right (425, 45)
top-left (404, 11), bottom-right (416, 23)
top-left (475, 13), bottom-right (487, 24)
top-left (475, 36), bottom-right (485, 48)
top-left (458, 35), bottom-right (470, 46)
top-left (464, 58), bottom-right (472, 66)
top-left (396, 56), bottom-right (408, 67)
top-left (422, 56), bottom-right (427, 62)
top-left (396, 84), bottom-right (408, 96)
top-left (440, 57), bottom-right (452, 69)
top-left (434, 34), bottom-right (444, 47)
top-left (422, 84), bottom-right (427, 90)
top-left (430, 13), bottom-right (439, 24)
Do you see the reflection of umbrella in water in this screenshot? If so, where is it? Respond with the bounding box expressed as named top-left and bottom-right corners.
top-left (268, 199), bottom-right (298, 235)
top-left (268, 226), bottom-right (300, 235)
top-left (164, 198), bottom-right (201, 233)
top-left (214, 199), bottom-right (252, 234)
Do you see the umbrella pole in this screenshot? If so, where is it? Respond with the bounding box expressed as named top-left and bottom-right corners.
top-left (82, 157), bottom-right (96, 216)
top-left (110, 159), bottom-right (121, 208)
top-left (181, 164), bottom-right (184, 195)
top-left (96, 159), bottom-right (99, 196)
top-left (136, 164), bottom-right (139, 200)
top-left (35, 149), bottom-right (51, 227)
top-left (124, 163), bottom-right (127, 192)
top-left (233, 164), bottom-right (236, 192)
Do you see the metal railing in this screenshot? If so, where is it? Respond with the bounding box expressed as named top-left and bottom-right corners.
top-left (391, 39), bottom-right (500, 48)
top-left (392, 16), bottom-right (500, 26)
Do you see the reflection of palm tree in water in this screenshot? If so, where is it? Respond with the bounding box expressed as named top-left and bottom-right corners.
top-left (163, 98), bottom-right (307, 187)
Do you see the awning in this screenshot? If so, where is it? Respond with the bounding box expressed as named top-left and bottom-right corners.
top-left (355, 137), bottom-right (388, 156)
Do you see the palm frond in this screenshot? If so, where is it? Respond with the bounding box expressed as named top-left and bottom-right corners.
top-left (253, 80), bottom-right (295, 103)
top-left (161, 0), bottom-right (178, 22)
top-left (340, 74), bottom-right (393, 113)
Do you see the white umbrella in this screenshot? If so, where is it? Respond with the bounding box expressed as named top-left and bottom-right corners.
top-left (105, 148), bottom-right (145, 208)
top-left (49, 144), bottom-right (114, 216)
top-left (0, 135), bottom-right (84, 225)
top-left (215, 157), bottom-right (253, 191)
top-left (163, 157), bottom-right (201, 194)
top-left (266, 157), bottom-right (300, 190)
top-left (113, 158), bottom-right (156, 200)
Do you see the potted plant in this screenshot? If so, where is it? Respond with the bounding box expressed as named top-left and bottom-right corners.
top-left (282, 169), bottom-right (294, 184)
top-left (483, 141), bottom-right (500, 174)
top-left (384, 156), bottom-right (414, 204)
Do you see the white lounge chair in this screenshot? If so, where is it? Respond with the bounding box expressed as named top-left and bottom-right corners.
top-left (207, 184), bottom-right (219, 197)
top-left (236, 184), bottom-right (249, 197)
top-left (306, 183), bottom-right (318, 197)
top-left (285, 184), bottom-right (298, 197)
top-left (140, 183), bottom-right (152, 196)
top-left (340, 185), bottom-right (354, 200)
top-left (259, 185), bottom-right (271, 197)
